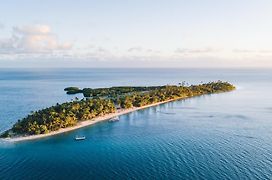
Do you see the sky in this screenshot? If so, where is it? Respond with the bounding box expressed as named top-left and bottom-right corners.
top-left (0, 0), bottom-right (272, 68)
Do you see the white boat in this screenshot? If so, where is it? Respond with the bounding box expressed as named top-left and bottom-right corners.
top-left (75, 136), bottom-right (86, 140)
top-left (109, 116), bottom-right (119, 122)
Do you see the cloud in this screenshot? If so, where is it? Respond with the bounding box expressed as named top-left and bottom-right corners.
top-left (232, 49), bottom-right (256, 53)
top-left (233, 49), bottom-right (272, 54)
top-left (127, 47), bottom-right (161, 55)
top-left (0, 24), bottom-right (72, 55)
top-left (13, 25), bottom-right (51, 35)
top-left (175, 48), bottom-right (219, 54)
top-left (127, 46), bottom-right (143, 52)
top-left (96, 47), bottom-right (109, 53)
top-left (0, 23), bottom-right (4, 29)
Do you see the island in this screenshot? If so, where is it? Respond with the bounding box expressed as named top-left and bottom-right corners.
top-left (0, 81), bottom-right (235, 141)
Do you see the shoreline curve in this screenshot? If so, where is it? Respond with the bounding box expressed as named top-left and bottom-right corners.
top-left (3, 97), bottom-right (184, 143)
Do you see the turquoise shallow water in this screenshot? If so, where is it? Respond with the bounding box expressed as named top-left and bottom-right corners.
top-left (0, 68), bottom-right (272, 179)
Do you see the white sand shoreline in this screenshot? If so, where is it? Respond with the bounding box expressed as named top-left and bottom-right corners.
top-left (3, 97), bottom-right (183, 143)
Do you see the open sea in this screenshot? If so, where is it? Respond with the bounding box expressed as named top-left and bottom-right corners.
top-left (0, 68), bottom-right (272, 180)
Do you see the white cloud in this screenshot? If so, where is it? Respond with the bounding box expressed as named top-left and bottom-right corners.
top-left (13, 25), bottom-right (51, 35)
top-left (126, 47), bottom-right (162, 57)
top-left (233, 49), bottom-right (272, 54)
top-left (0, 24), bottom-right (72, 55)
top-left (175, 48), bottom-right (220, 54)
top-left (127, 46), bottom-right (143, 52)
top-left (96, 47), bottom-right (109, 53)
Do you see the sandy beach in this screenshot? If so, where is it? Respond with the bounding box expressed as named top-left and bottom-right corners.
top-left (4, 97), bottom-right (183, 142)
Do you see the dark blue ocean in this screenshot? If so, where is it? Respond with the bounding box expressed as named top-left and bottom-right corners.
top-left (0, 68), bottom-right (272, 180)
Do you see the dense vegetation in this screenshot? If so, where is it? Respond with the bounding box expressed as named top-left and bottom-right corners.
top-left (64, 87), bottom-right (82, 94)
top-left (1, 81), bottom-right (235, 138)
top-left (65, 86), bottom-right (161, 97)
